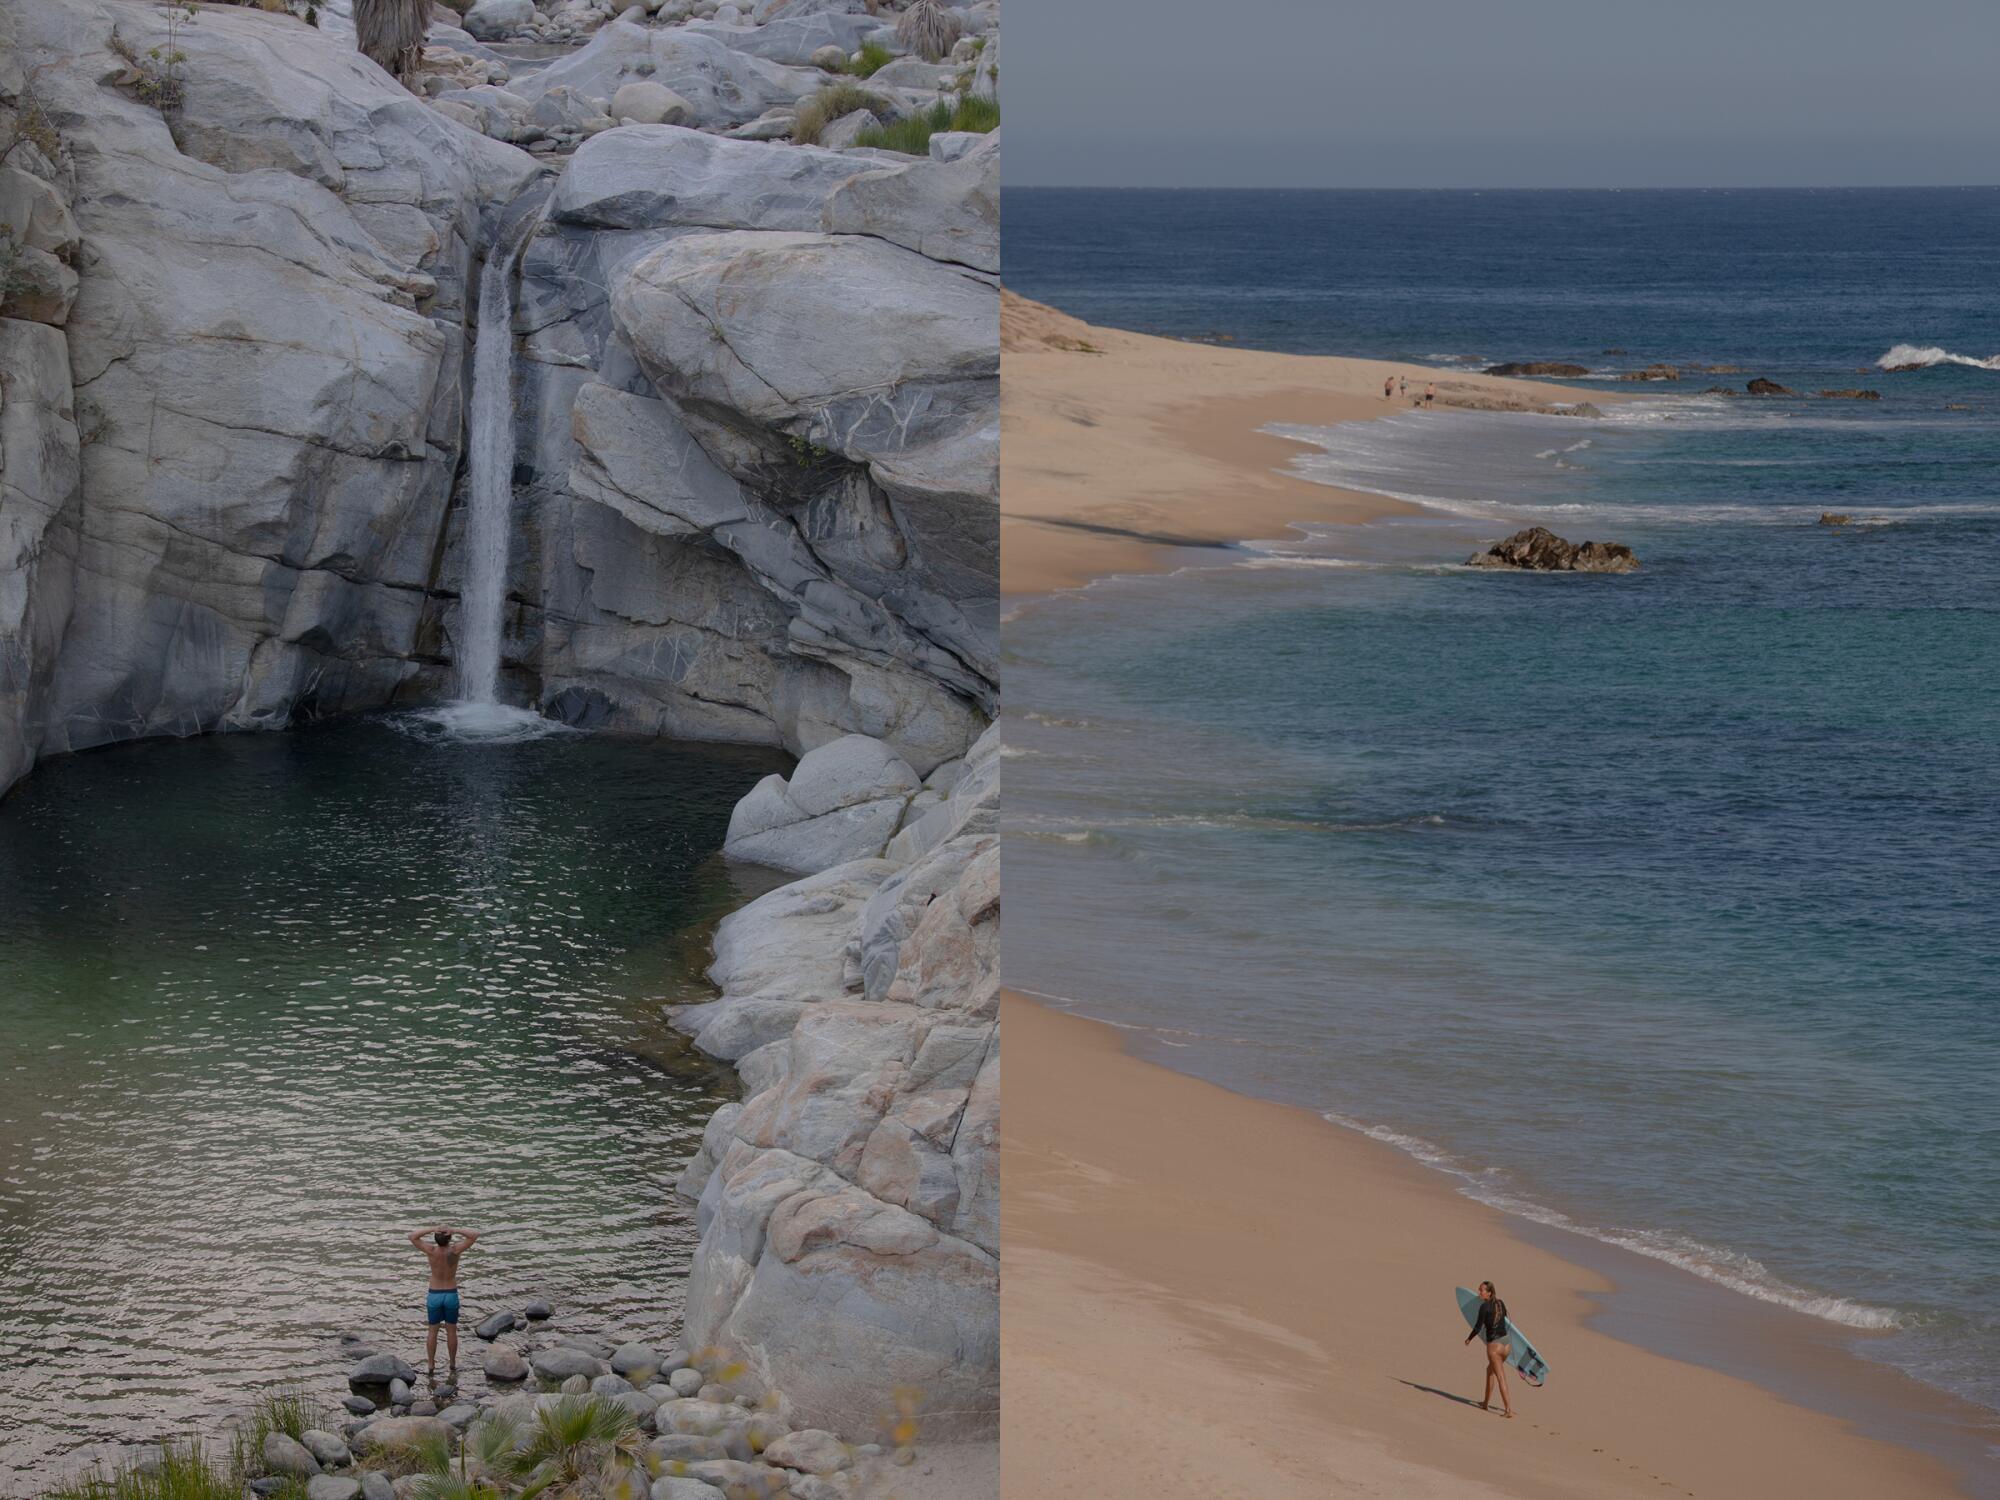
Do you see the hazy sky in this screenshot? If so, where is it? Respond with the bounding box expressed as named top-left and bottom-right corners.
top-left (1004, 0), bottom-right (2000, 188)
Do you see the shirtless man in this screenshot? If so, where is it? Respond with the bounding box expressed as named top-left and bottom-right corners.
top-left (407, 1224), bottom-right (479, 1376)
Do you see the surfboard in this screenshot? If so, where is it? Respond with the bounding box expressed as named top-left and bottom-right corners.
top-left (1456, 1286), bottom-right (1548, 1387)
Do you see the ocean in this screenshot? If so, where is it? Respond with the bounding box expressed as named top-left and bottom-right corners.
top-left (1001, 188), bottom-right (2000, 1459)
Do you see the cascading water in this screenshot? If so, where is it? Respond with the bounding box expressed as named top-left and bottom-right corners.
top-left (455, 238), bottom-right (520, 706)
top-left (414, 206), bottom-right (567, 744)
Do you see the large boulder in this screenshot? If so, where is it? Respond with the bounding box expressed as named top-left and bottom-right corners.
top-left (462, 0), bottom-right (536, 40)
top-left (349, 1353), bottom-right (418, 1389)
top-left (709, 854), bottom-right (893, 999)
top-left (610, 81), bottom-right (692, 125)
top-left (549, 125), bottom-right (871, 232)
top-left (513, 20), bottom-right (825, 129)
top-left (1465, 527), bottom-right (1638, 573)
top-left (822, 130), bottom-right (998, 272)
top-left (530, 1346), bottom-right (607, 1381)
top-left (685, 12), bottom-right (881, 66)
top-left (262, 1434), bottom-right (320, 1478)
top-left (723, 735), bottom-right (920, 873)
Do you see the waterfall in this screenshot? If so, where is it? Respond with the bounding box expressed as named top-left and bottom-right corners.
top-left (409, 202), bottom-right (570, 745)
top-left (455, 237), bottom-right (522, 705)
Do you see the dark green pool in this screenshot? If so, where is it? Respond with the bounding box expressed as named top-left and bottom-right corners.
top-left (0, 717), bottom-right (790, 1490)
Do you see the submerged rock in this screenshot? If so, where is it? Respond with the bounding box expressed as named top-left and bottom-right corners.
top-left (1466, 527), bottom-right (1638, 573)
top-left (1819, 513), bottom-right (1853, 526)
top-left (1746, 377), bottom-right (1794, 395)
top-left (1819, 388), bottom-right (1881, 400)
top-left (1618, 363), bottom-right (1680, 381)
top-left (1485, 361), bottom-right (1590, 377)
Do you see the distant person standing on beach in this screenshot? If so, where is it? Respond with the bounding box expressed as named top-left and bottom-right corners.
top-left (408, 1224), bottom-right (479, 1376)
top-left (1399, 376), bottom-right (1408, 399)
top-left (1463, 1280), bottom-right (1514, 1418)
top-left (1424, 381), bottom-right (1436, 407)
top-left (1384, 374), bottom-right (1394, 400)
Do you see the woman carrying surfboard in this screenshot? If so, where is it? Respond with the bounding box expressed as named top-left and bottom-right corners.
top-left (1464, 1281), bottom-right (1515, 1418)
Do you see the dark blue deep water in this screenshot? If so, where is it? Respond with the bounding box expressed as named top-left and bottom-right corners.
top-left (1002, 189), bottom-right (2000, 1451)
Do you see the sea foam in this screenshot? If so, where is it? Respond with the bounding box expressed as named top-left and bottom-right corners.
top-left (1878, 343), bottom-right (2000, 372)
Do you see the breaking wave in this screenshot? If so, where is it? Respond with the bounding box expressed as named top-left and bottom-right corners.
top-left (1319, 1112), bottom-right (1905, 1332)
top-left (1878, 343), bottom-right (2000, 373)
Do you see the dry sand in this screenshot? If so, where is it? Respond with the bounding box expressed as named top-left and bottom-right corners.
top-left (1000, 993), bottom-right (1973, 1499)
top-left (999, 292), bottom-right (1603, 595)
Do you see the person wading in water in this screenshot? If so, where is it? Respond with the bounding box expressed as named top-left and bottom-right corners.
top-left (1463, 1279), bottom-right (1514, 1418)
top-left (408, 1225), bottom-right (479, 1376)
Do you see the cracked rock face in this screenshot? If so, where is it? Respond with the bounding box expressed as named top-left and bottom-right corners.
top-left (517, 122), bottom-right (998, 773)
top-left (1, 0), bottom-right (997, 795)
top-left (0, 0), bottom-right (538, 789)
top-left (676, 728), bottom-right (1000, 1440)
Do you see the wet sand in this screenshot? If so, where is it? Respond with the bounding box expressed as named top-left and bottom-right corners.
top-left (1000, 993), bottom-right (1979, 1499)
top-left (999, 291), bottom-right (1602, 595)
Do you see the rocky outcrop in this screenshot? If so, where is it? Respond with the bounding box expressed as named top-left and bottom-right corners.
top-left (1484, 361), bottom-right (1589, 378)
top-left (517, 119), bottom-right (999, 772)
top-left (1618, 363), bottom-right (1679, 382)
top-left (1746, 377), bottom-right (1793, 395)
top-left (724, 733), bottom-right (922, 873)
top-left (0, 0), bottom-right (1001, 797)
top-left (674, 725), bottom-right (999, 1442)
top-left (1819, 389), bottom-right (1881, 401)
top-left (1467, 527), bottom-right (1638, 573)
top-left (0, 0), bottom-right (538, 796)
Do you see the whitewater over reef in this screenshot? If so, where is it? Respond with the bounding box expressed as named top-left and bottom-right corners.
top-left (1878, 342), bottom-right (2000, 371)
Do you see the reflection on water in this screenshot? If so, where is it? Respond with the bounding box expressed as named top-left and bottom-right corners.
top-left (0, 720), bottom-right (790, 1491)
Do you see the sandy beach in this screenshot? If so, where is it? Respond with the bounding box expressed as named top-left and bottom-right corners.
top-left (1000, 993), bottom-right (1973, 1499)
top-left (999, 292), bottom-right (1603, 595)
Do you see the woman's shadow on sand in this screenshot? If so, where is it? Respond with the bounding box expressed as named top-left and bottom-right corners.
top-left (1394, 1377), bottom-right (1490, 1411)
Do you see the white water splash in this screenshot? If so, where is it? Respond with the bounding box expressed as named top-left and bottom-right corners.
top-left (1878, 343), bottom-right (2000, 372)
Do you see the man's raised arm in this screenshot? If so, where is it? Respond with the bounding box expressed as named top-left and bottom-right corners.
top-left (455, 1228), bottom-right (480, 1250)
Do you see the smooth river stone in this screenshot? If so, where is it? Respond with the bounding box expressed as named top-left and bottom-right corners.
top-left (349, 1353), bottom-right (416, 1389)
top-left (484, 1344), bottom-right (531, 1382)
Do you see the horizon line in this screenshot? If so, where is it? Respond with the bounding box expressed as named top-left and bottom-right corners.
top-left (1002, 182), bottom-right (2000, 194)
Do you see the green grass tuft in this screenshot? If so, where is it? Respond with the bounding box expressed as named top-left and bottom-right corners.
top-left (852, 94), bottom-right (999, 155)
top-left (792, 82), bottom-right (892, 145)
top-left (841, 41), bottom-right (894, 78)
top-left (45, 1442), bottom-right (243, 1500)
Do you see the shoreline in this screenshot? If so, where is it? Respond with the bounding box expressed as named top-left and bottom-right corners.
top-left (1001, 991), bottom-right (1984, 1498)
top-left (999, 290), bottom-right (1611, 597)
top-left (998, 294), bottom-right (1997, 1492)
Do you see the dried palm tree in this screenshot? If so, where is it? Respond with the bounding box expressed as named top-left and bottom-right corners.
top-left (895, 0), bottom-right (960, 63)
top-left (356, 0), bottom-right (428, 86)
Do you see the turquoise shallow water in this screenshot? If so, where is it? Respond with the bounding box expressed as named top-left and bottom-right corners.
top-left (1003, 188), bottom-right (2000, 1464)
top-left (0, 721), bottom-right (787, 1491)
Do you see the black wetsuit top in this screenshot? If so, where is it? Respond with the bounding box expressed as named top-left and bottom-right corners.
top-left (1473, 1299), bottom-right (1510, 1344)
